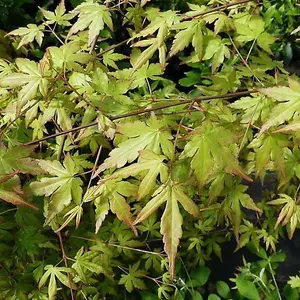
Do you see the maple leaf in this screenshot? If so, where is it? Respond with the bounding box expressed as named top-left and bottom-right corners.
top-left (39, 0), bottom-right (76, 26)
top-left (219, 185), bottom-right (261, 242)
top-left (93, 117), bottom-right (174, 177)
top-left (30, 155), bottom-right (83, 224)
top-left (229, 94), bottom-right (274, 124)
top-left (259, 81), bottom-right (300, 133)
top-left (248, 133), bottom-right (289, 182)
top-left (170, 20), bottom-right (204, 60)
top-left (72, 247), bottom-right (111, 283)
top-left (285, 148), bottom-right (300, 181)
top-left (113, 150), bottom-right (168, 199)
top-left (102, 50), bottom-right (127, 69)
top-left (202, 36), bottom-right (230, 73)
top-left (130, 10), bottom-right (179, 71)
top-left (234, 15), bottom-right (276, 53)
top-left (119, 261), bottom-right (146, 292)
top-left (204, 12), bottom-right (234, 34)
top-left (67, 1), bottom-right (113, 46)
top-left (0, 175), bottom-right (38, 210)
top-left (268, 194), bottom-right (300, 239)
top-left (0, 58), bottom-right (50, 108)
top-left (7, 24), bottom-right (45, 49)
top-left (39, 265), bottom-right (77, 299)
top-left (133, 180), bottom-right (200, 279)
top-left (180, 121), bottom-right (252, 187)
top-left (0, 144), bottom-right (42, 174)
top-left (41, 94), bottom-right (75, 131)
top-left (48, 42), bottom-right (92, 72)
top-left (84, 178), bottom-right (138, 234)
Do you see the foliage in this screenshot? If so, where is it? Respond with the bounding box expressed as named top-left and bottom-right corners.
top-left (0, 0), bottom-right (299, 299)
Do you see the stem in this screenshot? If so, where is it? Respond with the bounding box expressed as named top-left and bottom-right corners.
top-left (246, 39), bottom-right (256, 62)
top-left (86, 145), bottom-right (103, 190)
top-left (294, 183), bottom-right (300, 203)
top-left (228, 35), bottom-right (264, 87)
top-left (0, 208), bottom-right (17, 216)
top-left (182, 0), bottom-right (254, 20)
top-left (56, 231), bottom-right (75, 300)
top-left (96, 38), bottom-right (130, 57)
top-left (268, 261), bottom-right (282, 300)
top-left (23, 89), bottom-right (257, 146)
top-left (59, 75), bottom-right (100, 112)
top-left (45, 23), bottom-right (64, 45)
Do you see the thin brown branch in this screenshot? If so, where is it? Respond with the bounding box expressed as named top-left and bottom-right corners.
top-left (23, 89), bottom-right (257, 146)
top-left (182, 0), bottom-right (254, 20)
top-left (62, 77), bottom-right (100, 112)
top-left (57, 231), bottom-right (75, 300)
top-left (96, 38), bottom-right (130, 57)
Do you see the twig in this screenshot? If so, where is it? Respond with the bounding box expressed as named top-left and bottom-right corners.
top-left (59, 75), bottom-right (100, 112)
top-left (45, 23), bottom-right (64, 45)
top-left (96, 38), bottom-right (130, 57)
top-left (56, 231), bottom-right (75, 300)
top-left (182, 0), bottom-right (254, 20)
top-left (23, 90), bottom-right (257, 146)
top-left (228, 34), bottom-right (264, 87)
top-left (246, 39), bottom-right (256, 62)
top-left (89, 35), bottom-right (99, 54)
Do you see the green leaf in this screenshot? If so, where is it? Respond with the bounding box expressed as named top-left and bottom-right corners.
top-left (259, 85), bottom-right (300, 133)
top-left (236, 274), bottom-right (260, 300)
top-left (93, 117), bottom-right (173, 176)
top-left (131, 10), bottom-right (179, 70)
top-left (216, 281), bottom-right (231, 298)
top-left (30, 155), bottom-right (83, 224)
top-left (284, 284), bottom-right (299, 299)
top-left (48, 42), bottom-right (91, 71)
top-left (102, 50), bottom-right (127, 69)
top-left (188, 266), bottom-right (211, 287)
top-left (220, 185), bottom-right (261, 242)
top-left (229, 94), bottom-right (274, 124)
top-left (0, 144), bottom-right (41, 174)
top-left (84, 178), bottom-right (138, 234)
top-left (180, 121), bottom-right (251, 187)
top-left (234, 15), bottom-right (275, 53)
top-left (132, 40), bottom-right (159, 72)
top-left (113, 150), bottom-right (168, 199)
top-left (289, 276), bottom-right (300, 289)
top-left (8, 24), bottom-right (45, 49)
top-left (202, 37), bottom-right (230, 73)
top-left (249, 134), bottom-right (289, 181)
top-left (268, 194), bottom-right (300, 239)
top-left (134, 181), bottom-right (199, 279)
top-left (39, 265), bottom-right (77, 299)
top-left (119, 262), bottom-right (146, 293)
top-left (40, 0), bottom-right (76, 26)
top-left (67, 1), bottom-right (113, 46)
top-left (72, 247), bottom-right (110, 283)
top-left (0, 58), bottom-right (49, 108)
top-left (169, 21), bottom-right (197, 57)
top-left (273, 120), bottom-right (300, 133)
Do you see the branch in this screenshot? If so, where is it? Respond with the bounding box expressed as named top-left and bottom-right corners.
top-left (96, 38), bottom-right (130, 57)
top-left (182, 0), bottom-right (254, 20)
top-left (24, 90), bottom-right (257, 146)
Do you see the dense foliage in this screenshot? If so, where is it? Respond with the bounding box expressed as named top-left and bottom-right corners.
top-left (0, 0), bottom-right (300, 299)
